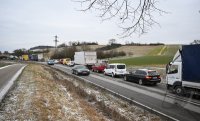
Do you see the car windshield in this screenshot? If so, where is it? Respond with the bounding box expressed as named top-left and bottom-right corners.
top-left (117, 65), bottom-right (125, 69)
top-left (148, 71), bottom-right (159, 76)
top-left (48, 60), bottom-right (54, 62)
top-left (76, 66), bottom-right (87, 69)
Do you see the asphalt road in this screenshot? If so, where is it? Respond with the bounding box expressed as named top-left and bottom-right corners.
top-left (0, 64), bottom-right (26, 101)
top-left (49, 64), bottom-right (200, 121)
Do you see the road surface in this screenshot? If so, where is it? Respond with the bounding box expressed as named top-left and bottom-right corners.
top-left (48, 64), bottom-right (200, 121)
top-left (0, 64), bottom-right (26, 102)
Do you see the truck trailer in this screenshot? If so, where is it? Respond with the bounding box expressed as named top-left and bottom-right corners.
top-left (166, 44), bottom-right (200, 95)
top-left (74, 51), bottom-right (97, 67)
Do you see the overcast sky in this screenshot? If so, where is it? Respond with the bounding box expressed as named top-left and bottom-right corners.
top-left (0, 0), bottom-right (200, 52)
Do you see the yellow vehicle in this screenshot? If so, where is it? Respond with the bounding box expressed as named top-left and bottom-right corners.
top-left (62, 58), bottom-right (71, 65)
top-left (22, 55), bottom-right (29, 61)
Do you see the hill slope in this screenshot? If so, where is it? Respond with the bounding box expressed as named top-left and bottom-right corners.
top-left (110, 45), bottom-right (179, 66)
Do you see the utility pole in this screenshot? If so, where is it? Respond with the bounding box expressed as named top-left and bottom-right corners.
top-left (54, 35), bottom-right (59, 58)
top-left (54, 35), bottom-right (59, 49)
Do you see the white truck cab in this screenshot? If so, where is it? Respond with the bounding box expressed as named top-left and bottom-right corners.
top-left (166, 44), bottom-right (200, 95)
top-left (166, 62), bottom-right (182, 86)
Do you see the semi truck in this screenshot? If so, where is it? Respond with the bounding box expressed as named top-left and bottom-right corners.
top-left (74, 51), bottom-right (97, 68)
top-left (166, 44), bottom-right (200, 95)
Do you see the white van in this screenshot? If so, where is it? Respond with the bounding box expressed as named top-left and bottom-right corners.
top-left (103, 63), bottom-right (127, 77)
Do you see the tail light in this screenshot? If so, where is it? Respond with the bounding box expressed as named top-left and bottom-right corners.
top-left (158, 76), bottom-right (161, 79)
top-left (145, 76), bottom-right (151, 79)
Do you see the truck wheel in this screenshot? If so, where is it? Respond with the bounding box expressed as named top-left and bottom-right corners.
top-left (175, 86), bottom-right (183, 95)
top-left (139, 79), bottom-right (143, 85)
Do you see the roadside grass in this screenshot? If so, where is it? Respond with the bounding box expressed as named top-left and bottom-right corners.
top-left (109, 55), bottom-right (173, 66)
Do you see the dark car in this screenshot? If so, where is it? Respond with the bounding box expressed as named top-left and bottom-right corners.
top-left (72, 65), bottom-right (90, 76)
top-left (47, 59), bottom-right (54, 65)
top-left (91, 63), bottom-right (106, 73)
top-left (124, 69), bottom-right (161, 85)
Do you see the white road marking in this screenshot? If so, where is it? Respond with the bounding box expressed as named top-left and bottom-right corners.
top-left (0, 64), bottom-right (16, 70)
top-left (0, 65), bottom-right (27, 102)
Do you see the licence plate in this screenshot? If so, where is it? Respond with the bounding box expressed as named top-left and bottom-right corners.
top-left (153, 77), bottom-right (157, 79)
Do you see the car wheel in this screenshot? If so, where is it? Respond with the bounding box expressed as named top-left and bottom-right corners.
top-left (174, 86), bottom-right (183, 95)
top-left (124, 76), bottom-right (127, 81)
top-left (92, 69), bottom-right (94, 72)
top-left (112, 73), bottom-right (115, 78)
top-left (139, 79), bottom-right (143, 85)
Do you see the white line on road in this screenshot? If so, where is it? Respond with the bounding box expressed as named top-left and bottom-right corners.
top-left (54, 64), bottom-right (179, 121)
top-left (75, 74), bottom-right (179, 121)
top-left (0, 65), bottom-right (27, 102)
top-left (0, 64), bottom-right (17, 70)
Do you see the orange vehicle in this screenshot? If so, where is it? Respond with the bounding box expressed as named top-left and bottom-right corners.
top-left (62, 58), bottom-right (71, 65)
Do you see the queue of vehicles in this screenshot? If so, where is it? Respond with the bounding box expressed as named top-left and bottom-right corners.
top-left (48, 51), bottom-right (161, 86)
top-left (46, 44), bottom-right (200, 97)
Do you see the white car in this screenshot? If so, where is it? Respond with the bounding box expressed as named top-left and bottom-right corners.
top-left (103, 63), bottom-right (127, 77)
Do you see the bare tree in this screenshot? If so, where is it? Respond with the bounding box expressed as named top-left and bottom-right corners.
top-left (108, 38), bottom-right (116, 45)
top-left (76, 0), bottom-right (166, 37)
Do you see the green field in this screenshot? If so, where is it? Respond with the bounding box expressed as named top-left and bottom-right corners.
top-left (110, 55), bottom-right (173, 66)
top-left (147, 45), bottom-right (179, 56)
top-left (110, 45), bottom-right (179, 66)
